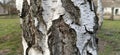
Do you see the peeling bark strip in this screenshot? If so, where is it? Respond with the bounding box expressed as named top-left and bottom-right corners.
top-left (16, 0), bottom-right (98, 55)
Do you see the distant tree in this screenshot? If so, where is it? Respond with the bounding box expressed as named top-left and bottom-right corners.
top-left (7, 0), bottom-right (17, 14)
top-left (0, 0), bottom-right (17, 14)
top-left (0, 0), bottom-right (7, 13)
top-left (97, 0), bottom-right (103, 29)
top-left (111, 0), bottom-right (115, 20)
top-left (111, 7), bottom-right (114, 20)
top-left (16, 0), bottom-right (98, 55)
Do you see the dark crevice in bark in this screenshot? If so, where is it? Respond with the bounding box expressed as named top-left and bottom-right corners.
top-left (95, 37), bottom-right (99, 47)
top-left (87, 51), bottom-right (92, 55)
top-left (48, 15), bottom-right (80, 55)
top-left (93, 3), bottom-right (99, 33)
top-left (93, 15), bottom-right (99, 33)
top-left (87, 0), bottom-right (93, 11)
top-left (26, 41), bottom-right (33, 55)
top-left (20, 0), bottom-right (30, 18)
top-left (80, 0), bottom-right (87, 5)
top-left (84, 25), bottom-right (94, 34)
top-left (31, 0), bottom-right (47, 27)
top-left (61, 0), bottom-right (80, 25)
top-left (93, 2), bottom-right (99, 30)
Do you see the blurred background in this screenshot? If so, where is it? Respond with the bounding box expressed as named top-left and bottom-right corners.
top-left (0, 0), bottom-right (17, 15)
top-left (0, 0), bottom-right (22, 55)
top-left (0, 0), bottom-right (120, 55)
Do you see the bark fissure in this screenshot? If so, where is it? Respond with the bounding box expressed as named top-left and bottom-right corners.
top-left (87, 0), bottom-right (93, 11)
top-left (20, 0), bottom-right (30, 18)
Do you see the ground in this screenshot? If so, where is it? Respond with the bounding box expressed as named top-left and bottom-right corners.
top-left (98, 20), bottom-right (120, 55)
top-left (0, 15), bottom-right (120, 55)
top-left (0, 15), bottom-right (22, 55)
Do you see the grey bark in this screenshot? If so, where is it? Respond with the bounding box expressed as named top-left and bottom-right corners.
top-left (16, 0), bottom-right (98, 55)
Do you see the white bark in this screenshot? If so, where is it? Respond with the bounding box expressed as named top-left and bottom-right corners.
top-left (97, 0), bottom-right (103, 27)
top-left (16, 0), bottom-right (23, 16)
top-left (16, 0), bottom-right (98, 55)
top-left (64, 0), bottom-right (98, 55)
top-left (22, 36), bottom-right (28, 55)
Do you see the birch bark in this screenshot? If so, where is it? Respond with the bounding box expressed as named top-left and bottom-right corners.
top-left (16, 0), bottom-right (98, 55)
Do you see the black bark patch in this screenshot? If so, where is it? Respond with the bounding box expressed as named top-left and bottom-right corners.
top-left (61, 0), bottom-right (80, 25)
top-left (84, 25), bottom-right (94, 34)
top-left (48, 16), bottom-right (80, 55)
top-left (20, 0), bottom-right (30, 18)
top-left (87, 0), bottom-right (93, 11)
top-left (87, 51), bottom-right (92, 55)
top-left (93, 15), bottom-right (99, 33)
top-left (26, 41), bottom-right (32, 55)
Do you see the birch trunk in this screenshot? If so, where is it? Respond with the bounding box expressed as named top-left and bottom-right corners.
top-left (16, 0), bottom-right (98, 55)
top-left (97, 0), bottom-right (103, 28)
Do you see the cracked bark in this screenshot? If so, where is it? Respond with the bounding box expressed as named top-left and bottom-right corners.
top-left (16, 0), bottom-right (98, 55)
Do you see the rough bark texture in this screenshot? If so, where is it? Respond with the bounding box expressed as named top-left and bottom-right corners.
top-left (16, 0), bottom-right (98, 55)
top-left (48, 17), bottom-right (80, 55)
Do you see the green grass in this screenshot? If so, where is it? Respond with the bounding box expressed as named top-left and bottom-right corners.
top-left (98, 20), bottom-right (120, 55)
top-left (0, 15), bottom-right (22, 55)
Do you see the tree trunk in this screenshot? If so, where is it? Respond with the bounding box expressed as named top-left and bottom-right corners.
top-left (3, 0), bottom-right (6, 13)
top-left (16, 0), bottom-right (98, 55)
top-left (97, 0), bottom-right (103, 29)
top-left (111, 7), bottom-right (114, 20)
